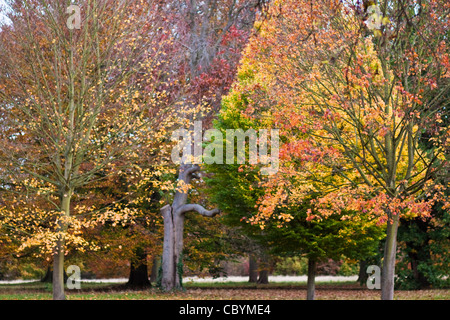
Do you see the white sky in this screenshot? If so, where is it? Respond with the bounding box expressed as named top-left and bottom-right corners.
top-left (0, 0), bottom-right (11, 26)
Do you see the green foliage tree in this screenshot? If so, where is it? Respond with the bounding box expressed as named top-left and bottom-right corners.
top-left (206, 69), bottom-right (385, 299)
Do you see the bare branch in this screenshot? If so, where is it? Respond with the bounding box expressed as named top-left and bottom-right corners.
top-left (175, 204), bottom-right (220, 217)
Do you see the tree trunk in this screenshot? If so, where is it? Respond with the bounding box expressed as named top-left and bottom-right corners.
top-left (52, 190), bottom-right (72, 300)
top-left (306, 258), bottom-right (317, 300)
top-left (257, 254), bottom-right (269, 284)
top-left (381, 214), bottom-right (399, 300)
top-left (357, 260), bottom-right (368, 286)
top-left (161, 205), bottom-right (175, 291)
top-left (52, 239), bottom-right (65, 300)
top-left (174, 212), bottom-right (185, 290)
top-left (150, 256), bottom-right (160, 283)
top-left (257, 269), bottom-right (269, 284)
top-left (248, 254), bottom-right (258, 283)
top-left (160, 164), bottom-right (219, 291)
top-left (41, 267), bottom-right (53, 283)
top-left (127, 248), bottom-right (151, 288)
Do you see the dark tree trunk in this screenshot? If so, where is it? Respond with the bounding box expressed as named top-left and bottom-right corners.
top-left (41, 267), bottom-right (53, 283)
top-left (306, 258), bottom-right (317, 300)
top-left (127, 249), bottom-right (151, 289)
top-left (150, 256), bottom-right (160, 284)
top-left (257, 269), bottom-right (269, 284)
top-left (357, 260), bottom-right (368, 286)
top-left (257, 255), bottom-right (269, 284)
top-left (408, 249), bottom-right (431, 289)
top-left (42, 266), bottom-right (68, 283)
top-left (248, 254), bottom-right (258, 283)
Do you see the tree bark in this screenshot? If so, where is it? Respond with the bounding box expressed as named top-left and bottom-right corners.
top-left (381, 214), bottom-right (400, 300)
top-left (248, 254), bottom-right (258, 283)
top-left (306, 258), bottom-right (317, 300)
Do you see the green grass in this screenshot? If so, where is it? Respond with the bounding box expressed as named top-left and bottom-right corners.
top-left (0, 280), bottom-right (448, 300)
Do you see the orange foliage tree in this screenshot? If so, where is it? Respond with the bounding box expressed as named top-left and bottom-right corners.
top-left (233, 0), bottom-right (449, 300)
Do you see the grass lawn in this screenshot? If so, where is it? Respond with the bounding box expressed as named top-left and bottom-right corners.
top-left (0, 281), bottom-right (448, 300)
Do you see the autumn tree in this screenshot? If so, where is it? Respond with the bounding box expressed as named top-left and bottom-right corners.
top-left (230, 0), bottom-right (449, 300)
top-left (206, 67), bottom-right (385, 299)
top-left (0, 0), bottom-right (172, 299)
top-left (158, 0), bottom-right (266, 291)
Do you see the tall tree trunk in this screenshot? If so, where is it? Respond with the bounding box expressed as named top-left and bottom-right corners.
top-left (306, 258), bottom-right (317, 301)
top-left (160, 206), bottom-right (185, 290)
top-left (127, 248), bottom-right (151, 288)
top-left (174, 212), bottom-right (185, 289)
top-left (248, 254), bottom-right (258, 283)
top-left (52, 239), bottom-right (65, 300)
top-left (52, 190), bottom-right (72, 300)
top-left (381, 214), bottom-right (399, 300)
top-left (161, 205), bottom-right (175, 290)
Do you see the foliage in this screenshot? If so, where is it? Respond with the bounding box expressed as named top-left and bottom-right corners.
top-left (396, 202), bottom-right (450, 289)
top-left (273, 256), bottom-right (359, 276)
top-left (206, 60), bottom-right (385, 268)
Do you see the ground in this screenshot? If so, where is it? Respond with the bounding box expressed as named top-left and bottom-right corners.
top-left (0, 281), bottom-right (448, 300)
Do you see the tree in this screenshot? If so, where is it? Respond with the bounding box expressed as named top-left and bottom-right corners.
top-left (158, 0), bottom-right (266, 291)
top-left (224, 0), bottom-right (449, 300)
top-left (205, 68), bottom-right (385, 300)
top-left (0, 0), bottom-right (172, 299)
top-left (396, 191), bottom-right (450, 289)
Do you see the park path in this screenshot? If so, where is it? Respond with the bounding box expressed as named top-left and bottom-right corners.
top-left (0, 275), bottom-right (358, 284)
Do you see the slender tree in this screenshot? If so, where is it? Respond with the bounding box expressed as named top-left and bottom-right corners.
top-left (0, 0), bottom-right (172, 299)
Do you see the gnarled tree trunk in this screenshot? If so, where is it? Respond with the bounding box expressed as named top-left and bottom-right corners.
top-left (160, 164), bottom-right (219, 291)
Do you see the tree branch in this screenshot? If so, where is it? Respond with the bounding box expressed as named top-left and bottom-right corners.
top-left (175, 204), bottom-right (220, 217)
